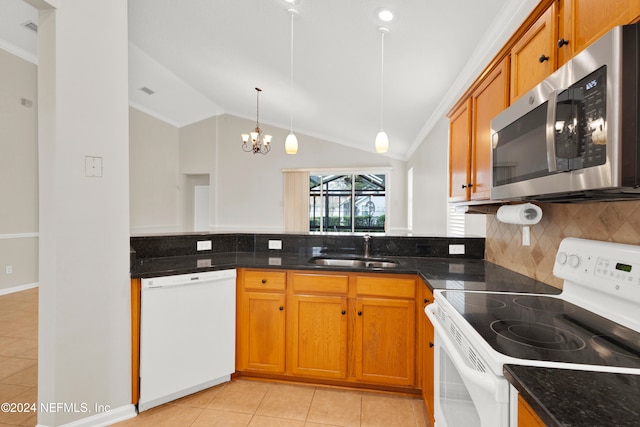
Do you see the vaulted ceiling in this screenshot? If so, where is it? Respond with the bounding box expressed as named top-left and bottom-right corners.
top-left (2, 0), bottom-right (538, 160)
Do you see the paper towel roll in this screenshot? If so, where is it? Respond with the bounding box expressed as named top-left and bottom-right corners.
top-left (496, 203), bottom-right (542, 225)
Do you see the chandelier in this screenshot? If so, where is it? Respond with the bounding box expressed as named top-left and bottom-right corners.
top-left (241, 88), bottom-right (272, 155)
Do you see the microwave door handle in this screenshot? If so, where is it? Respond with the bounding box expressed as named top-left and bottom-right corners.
top-left (546, 90), bottom-right (559, 172)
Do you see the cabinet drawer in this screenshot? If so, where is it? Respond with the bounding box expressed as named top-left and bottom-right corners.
top-left (291, 273), bottom-right (349, 294)
top-left (243, 270), bottom-right (286, 291)
top-left (355, 276), bottom-right (416, 299)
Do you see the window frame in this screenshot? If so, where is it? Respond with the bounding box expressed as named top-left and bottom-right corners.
top-left (309, 170), bottom-right (390, 233)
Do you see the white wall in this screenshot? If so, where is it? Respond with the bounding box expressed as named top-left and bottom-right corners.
top-left (406, 117), bottom-right (449, 235)
top-left (129, 107), bottom-right (180, 233)
top-left (37, 1), bottom-right (134, 425)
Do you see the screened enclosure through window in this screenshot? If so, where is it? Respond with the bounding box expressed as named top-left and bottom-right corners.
top-left (309, 174), bottom-right (387, 232)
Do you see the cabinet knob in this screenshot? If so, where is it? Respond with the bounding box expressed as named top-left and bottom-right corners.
top-left (261, 279), bottom-right (267, 284)
top-left (341, 310), bottom-right (346, 315)
top-left (538, 54), bottom-right (550, 63)
top-left (557, 38), bottom-right (569, 48)
top-left (357, 311), bottom-right (362, 316)
top-left (279, 306), bottom-right (284, 311)
top-left (424, 298), bottom-right (430, 304)
top-left (461, 183), bottom-right (473, 189)
top-left (429, 342), bottom-right (434, 348)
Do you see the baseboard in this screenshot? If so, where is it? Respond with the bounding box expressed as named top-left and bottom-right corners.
top-left (0, 282), bottom-right (38, 296)
top-left (35, 403), bottom-right (137, 427)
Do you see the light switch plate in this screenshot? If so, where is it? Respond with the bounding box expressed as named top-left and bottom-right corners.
top-left (449, 244), bottom-right (465, 255)
top-left (197, 240), bottom-right (212, 251)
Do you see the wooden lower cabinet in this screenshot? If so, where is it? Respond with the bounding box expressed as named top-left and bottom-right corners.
top-left (421, 287), bottom-right (436, 426)
top-left (237, 291), bottom-right (286, 373)
top-left (236, 269), bottom-right (421, 390)
top-left (518, 394), bottom-right (546, 427)
top-left (236, 269), bottom-right (287, 373)
top-left (289, 293), bottom-right (348, 379)
top-left (354, 297), bottom-right (415, 386)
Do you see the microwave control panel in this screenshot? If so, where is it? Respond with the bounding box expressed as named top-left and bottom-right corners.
top-left (554, 65), bottom-right (607, 170)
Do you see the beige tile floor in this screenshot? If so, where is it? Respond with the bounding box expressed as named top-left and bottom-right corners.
top-left (0, 289), bottom-right (429, 427)
top-left (0, 288), bottom-right (39, 427)
top-left (113, 379), bottom-right (429, 427)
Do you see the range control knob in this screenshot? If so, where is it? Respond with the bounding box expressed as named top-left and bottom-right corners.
top-left (556, 252), bottom-right (568, 265)
top-left (567, 254), bottom-right (581, 268)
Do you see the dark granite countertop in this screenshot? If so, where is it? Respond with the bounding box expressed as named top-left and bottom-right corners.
top-left (505, 365), bottom-right (640, 426)
top-left (130, 251), bottom-right (560, 294)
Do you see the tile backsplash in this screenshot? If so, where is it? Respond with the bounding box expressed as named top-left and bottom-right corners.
top-left (485, 200), bottom-right (640, 289)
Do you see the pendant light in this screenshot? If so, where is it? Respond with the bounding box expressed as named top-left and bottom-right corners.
top-left (375, 26), bottom-right (390, 154)
top-left (285, 8), bottom-right (299, 155)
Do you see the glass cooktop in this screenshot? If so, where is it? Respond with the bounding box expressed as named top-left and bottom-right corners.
top-left (440, 291), bottom-right (640, 368)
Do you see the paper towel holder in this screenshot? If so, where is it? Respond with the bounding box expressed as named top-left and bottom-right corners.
top-left (496, 203), bottom-right (543, 225)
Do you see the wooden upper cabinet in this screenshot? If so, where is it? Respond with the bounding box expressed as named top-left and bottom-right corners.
top-left (448, 99), bottom-right (472, 202)
top-left (510, 4), bottom-right (557, 103)
top-left (558, 0), bottom-right (640, 65)
top-left (470, 58), bottom-right (509, 201)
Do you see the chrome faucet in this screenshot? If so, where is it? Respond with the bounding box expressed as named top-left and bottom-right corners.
top-left (363, 234), bottom-right (371, 258)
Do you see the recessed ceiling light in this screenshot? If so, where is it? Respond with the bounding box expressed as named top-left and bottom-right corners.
top-left (284, 0), bottom-right (297, 4)
top-left (377, 9), bottom-right (394, 23)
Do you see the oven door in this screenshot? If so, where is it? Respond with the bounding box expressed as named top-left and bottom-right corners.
top-left (426, 304), bottom-right (509, 427)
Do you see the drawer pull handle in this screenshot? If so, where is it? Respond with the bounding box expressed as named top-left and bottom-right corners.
top-left (261, 279), bottom-right (267, 284)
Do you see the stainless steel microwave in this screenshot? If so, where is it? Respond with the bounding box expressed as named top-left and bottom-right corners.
top-left (490, 23), bottom-right (640, 202)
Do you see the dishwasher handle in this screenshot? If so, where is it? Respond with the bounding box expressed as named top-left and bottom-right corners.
top-left (141, 269), bottom-right (236, 289)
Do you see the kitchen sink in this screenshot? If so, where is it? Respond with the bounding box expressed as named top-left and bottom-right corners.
top-left (308, 256), bottom-right (399, 269)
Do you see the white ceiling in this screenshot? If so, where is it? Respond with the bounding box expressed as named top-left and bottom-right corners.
top-left (3, 0), bottom-right (539, 160)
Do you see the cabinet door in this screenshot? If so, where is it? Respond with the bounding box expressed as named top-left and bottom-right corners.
top-left (237, 291), bottom-right (286, 373)
top-left (449, 99), bottom-right (472, 201)
top-left (510, 5), bottom-right (556, 103)
top-left (518, 394), bottom-right (546, 427)
top-left (289, 294), bottom-right (348, 379)
top-left (559, 0), bottom-right (640, 65)
top-left (470, 59), bottom-right (509, 201)
top-left (354, 297), bottom-right (416, 386)
top-left (421, 288), bottom-right (435, 426)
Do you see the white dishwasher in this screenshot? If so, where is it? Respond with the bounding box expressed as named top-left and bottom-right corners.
top-left (138, 269), bottom-right (236, 412)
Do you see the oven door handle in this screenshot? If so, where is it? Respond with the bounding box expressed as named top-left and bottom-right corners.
top-left (426, 304), bottom-right (508, 403)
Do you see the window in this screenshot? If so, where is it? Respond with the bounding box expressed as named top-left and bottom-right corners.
top-left (309, 173), bottom-right (387, 232)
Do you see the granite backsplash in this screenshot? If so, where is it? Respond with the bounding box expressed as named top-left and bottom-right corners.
top-left (131, 233), bottom-right (485, 262)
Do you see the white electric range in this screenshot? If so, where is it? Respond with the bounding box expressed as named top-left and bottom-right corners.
top-left (425, 237), bottom-right (640, 427)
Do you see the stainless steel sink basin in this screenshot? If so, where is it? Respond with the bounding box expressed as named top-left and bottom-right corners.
top-left (308, 256), bottom-right (399, 269)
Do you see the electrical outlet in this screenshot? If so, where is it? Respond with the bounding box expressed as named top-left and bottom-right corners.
top-left (522, 226), bottom-right (531, 246)
top-left (449, 244), bottom-right (465, 255)
top-left (5, 266), bottom-right (13, 275)
top-left (268, 240), bottom-right (282, 250)
top-left (196, 240), bottom-right (212, 251)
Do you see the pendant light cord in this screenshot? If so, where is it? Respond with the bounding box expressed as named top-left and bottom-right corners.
top-left (289, 10), bottom-right (296, 132)
top-left (379, 30), bottom-right (385, 130)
